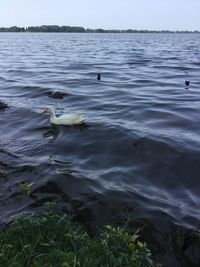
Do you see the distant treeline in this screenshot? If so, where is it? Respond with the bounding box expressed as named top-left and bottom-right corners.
top-left (0, 25), bottom-right (199, 33)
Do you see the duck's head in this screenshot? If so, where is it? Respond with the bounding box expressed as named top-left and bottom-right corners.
top-left (42, 106), bottom-right (55, 116)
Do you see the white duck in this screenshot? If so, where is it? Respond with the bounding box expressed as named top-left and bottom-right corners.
top-left (42, 106), bottom-right (85, 126)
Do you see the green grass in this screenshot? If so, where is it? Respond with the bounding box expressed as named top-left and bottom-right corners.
top-left (0, 209), bottom-right (153, 267)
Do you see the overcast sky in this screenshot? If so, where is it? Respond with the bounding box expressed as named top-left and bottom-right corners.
top-left (0, 0), bottom-right (199, 31)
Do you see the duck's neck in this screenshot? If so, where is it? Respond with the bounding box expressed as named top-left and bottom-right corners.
top-left (49, 110), bottom-right (56, 121)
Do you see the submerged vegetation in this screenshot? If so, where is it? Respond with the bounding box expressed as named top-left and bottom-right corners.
top-left (0, 25), bottom-right (199, 33)
top-left (19, 181), bottom-right (32, 196)
top-left (0, 209), bottom-right (153, 267)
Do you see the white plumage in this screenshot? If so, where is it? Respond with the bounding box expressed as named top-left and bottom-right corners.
top-left (42, 106), bottom-right (85, 126)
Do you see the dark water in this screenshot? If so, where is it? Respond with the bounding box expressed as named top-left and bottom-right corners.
top-left (0, 33), bottom-right (200, 266)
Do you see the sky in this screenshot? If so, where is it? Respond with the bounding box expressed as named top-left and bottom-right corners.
top-left (0, 0), bottom-right (199, 31)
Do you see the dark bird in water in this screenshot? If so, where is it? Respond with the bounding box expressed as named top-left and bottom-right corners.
top-left (0, 100), bottom-right (8, 110)
top-left (97, 73), bottom-right (101, 80)
top-left (185, 80), bottom-right (190, 87)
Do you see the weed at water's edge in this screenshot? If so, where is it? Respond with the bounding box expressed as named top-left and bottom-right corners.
top-left (0, 210), bottom-right (153, 267)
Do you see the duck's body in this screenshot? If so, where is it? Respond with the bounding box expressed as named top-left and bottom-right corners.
top-left (43, 106), bottom-right (85, 126)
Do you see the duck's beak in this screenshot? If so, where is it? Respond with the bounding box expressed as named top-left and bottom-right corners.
top-left (42, 108), bottom-right (47, 114)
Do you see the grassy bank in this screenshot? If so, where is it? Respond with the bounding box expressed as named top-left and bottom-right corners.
top-left (0, 209), bottom-right (153, 267)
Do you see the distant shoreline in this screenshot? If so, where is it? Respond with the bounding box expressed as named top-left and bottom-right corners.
top-left (0, 25), bottom-right (199, 33)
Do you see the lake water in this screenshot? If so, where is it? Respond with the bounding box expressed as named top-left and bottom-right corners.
top-left (0, 33), bottom-right (200, 266)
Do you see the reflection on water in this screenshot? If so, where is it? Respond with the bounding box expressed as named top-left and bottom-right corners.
top-left (0, 33), bottom-right (200, 267)
top-left (43, 125), bottom-right (60, 139)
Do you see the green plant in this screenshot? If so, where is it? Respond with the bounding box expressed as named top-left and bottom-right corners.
top-left (0, 212), bottom-right (153, 267)
top-left (19, 182), bottom-right (32, 196)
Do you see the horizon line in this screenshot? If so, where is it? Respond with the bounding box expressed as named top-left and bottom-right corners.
top-left (0, 25), bottom-right (199, 33)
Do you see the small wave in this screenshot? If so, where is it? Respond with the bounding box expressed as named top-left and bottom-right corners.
top-left (46, 91), bottom-right (70, 99)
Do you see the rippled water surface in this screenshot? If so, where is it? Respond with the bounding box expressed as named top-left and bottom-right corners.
top-left (0, 33), bottom-right (200, 266)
